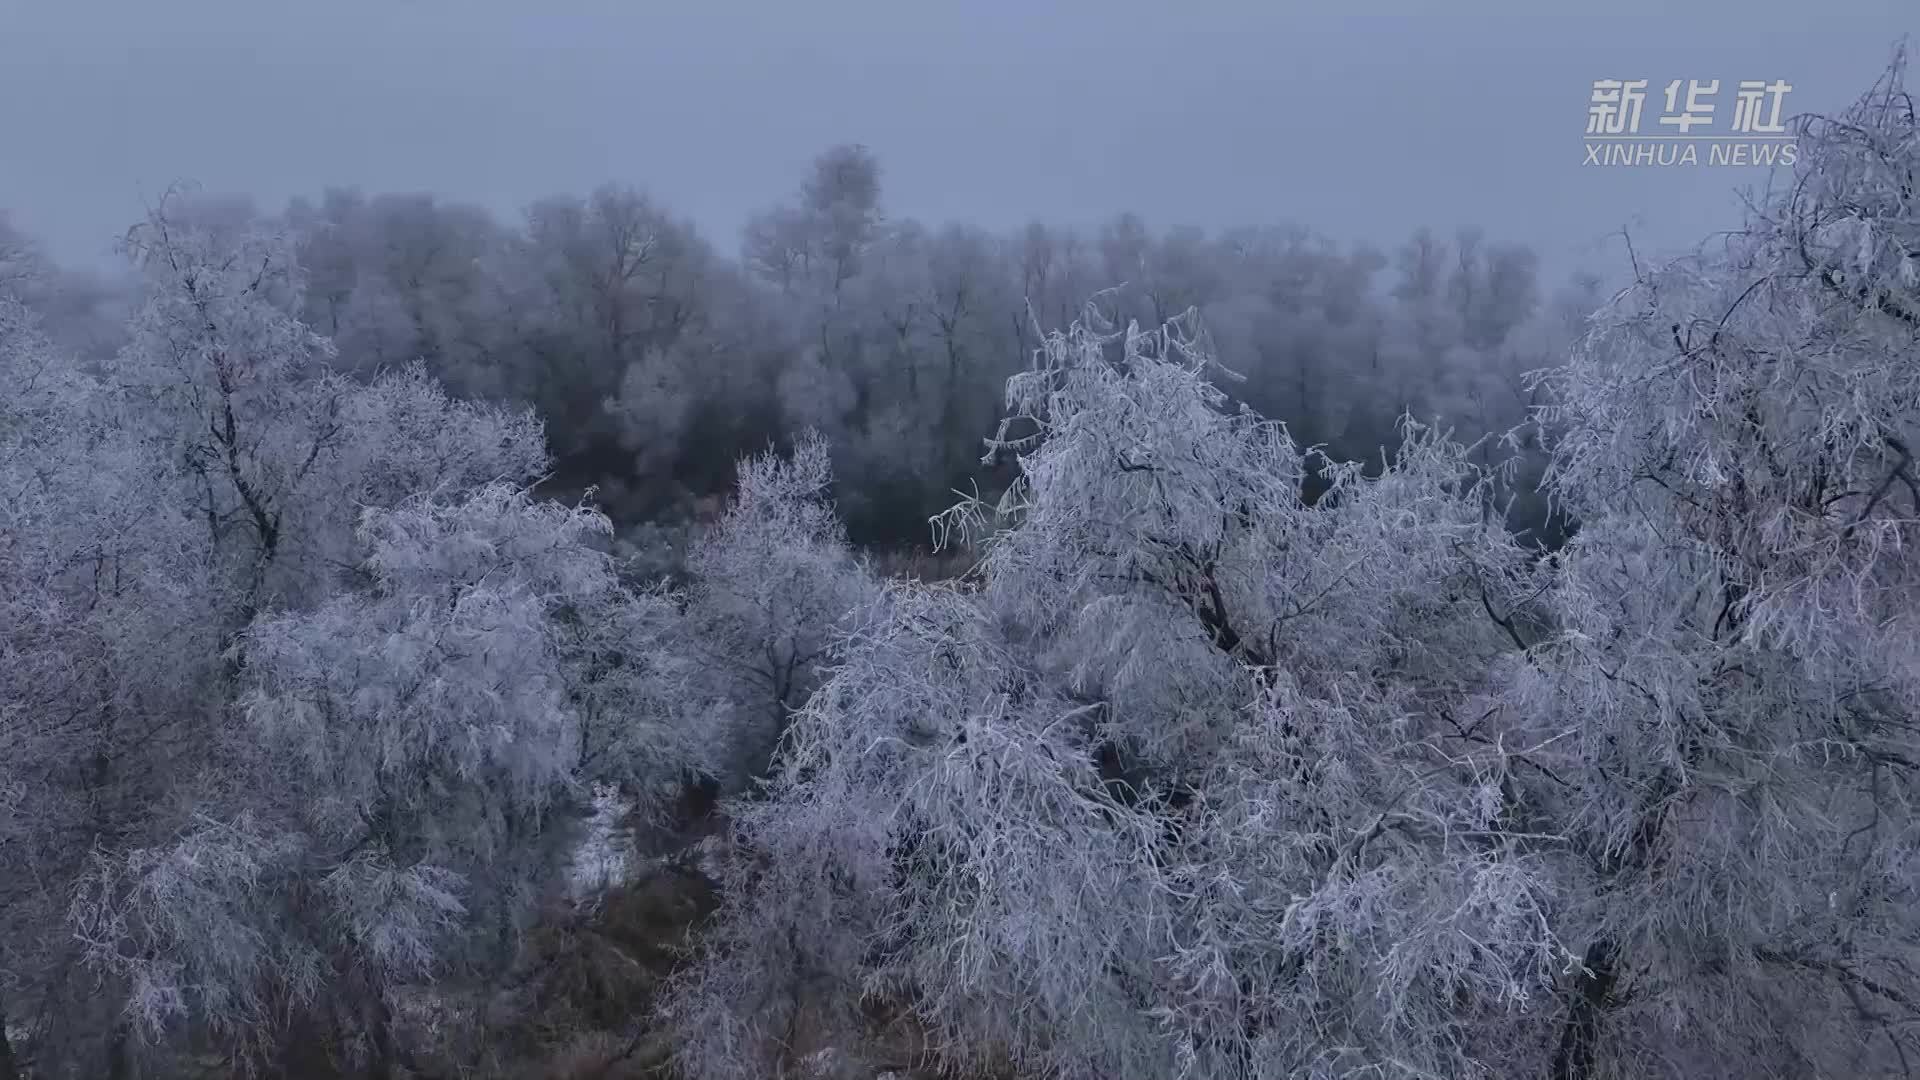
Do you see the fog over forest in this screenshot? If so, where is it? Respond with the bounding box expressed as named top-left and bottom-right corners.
top-left (5, 7), bottom-right (1920, 1080)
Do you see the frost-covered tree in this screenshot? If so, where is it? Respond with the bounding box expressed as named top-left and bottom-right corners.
top-left (0, 194), bottom-right (712, 1077)
top-left (743, 143), bottom-right (882, 304)
top-left (960, 312), bottom-right (1559, 1078)
top-left (108, 190), bottom-right (340, 615)
top-left (0, 296), bottom-right (216, 1074)
top-left (799, 144), bottom-right (885, 301)
top-left (666, 580), bottom-right (1169, 1080)
top-left (682, 431), bottom-right (878, 789)
top-left (69, 482), bottom-right (713, 1075)
top-left (111, 192), bottom-right (549, 617)
top-left (1501, 49), bottom-right (1920, 1080)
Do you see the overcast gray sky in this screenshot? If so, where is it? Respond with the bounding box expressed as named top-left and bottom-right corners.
top-left (2, 0), bottom-right (1915, 286)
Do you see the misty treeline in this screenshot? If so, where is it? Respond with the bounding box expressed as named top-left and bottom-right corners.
top-left (4, 48), bottom-right (1920, 1080)
top-left (4, 134), bottom-right (1589, 552)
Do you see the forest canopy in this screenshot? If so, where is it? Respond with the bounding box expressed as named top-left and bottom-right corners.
top-left (2, 43), bottom-right (1918, 1080)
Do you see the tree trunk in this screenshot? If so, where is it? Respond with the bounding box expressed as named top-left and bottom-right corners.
top-left (367, 998), bottom-right (400, 1080)
top-left (106, 1019), bottom-right (137, 1080)
top-left (0, 999), bottom-right (20, 1080)
top-left (1550, 940), bottom-right (1616, 1080)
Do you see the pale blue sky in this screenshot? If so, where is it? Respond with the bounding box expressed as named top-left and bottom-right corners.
top-left (2, 0), bottom-right (1914, 286)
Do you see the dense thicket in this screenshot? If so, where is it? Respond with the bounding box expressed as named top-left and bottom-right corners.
top-left (2, 45), bottom-right (1916, 1080)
